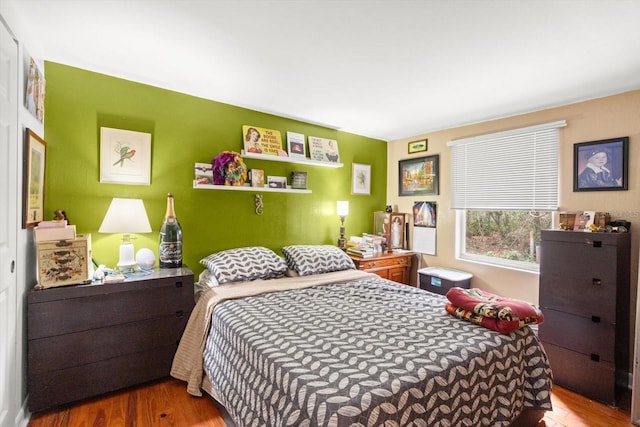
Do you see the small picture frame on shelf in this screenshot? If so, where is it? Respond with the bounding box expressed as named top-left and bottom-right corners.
top-left (308, 136), bottom-right (340, 163)
top-left (290, 171), bottom-right (307, 189)
top-left (243, 125), bottom-right (287, 157)
top-left (287, 131), bottom-right (307, 159)
top-left (267, 176), bottom-right (287, 188)
top-left (248, 169), bottom-right (265, 187)
top-left (194, 162), bottom-right (213, 185)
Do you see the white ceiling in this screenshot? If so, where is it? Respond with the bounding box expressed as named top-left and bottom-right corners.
top-left (4, 0), bottom-right (640, 141)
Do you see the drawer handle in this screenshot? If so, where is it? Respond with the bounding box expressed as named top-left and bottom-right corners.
top-left (175, 281), bottom-right (183, 288)
top-left (590, 353), bottom-right (600, 362)
top-left (593, 240), bottom-right (602, 247)
top-left (591, 315), bottom-right (601, 323)
top-left (175, 310), bottom-right (184, 318)
top-left (592, 278), bottom-right (602, 286)
top-left (55, 240), bottom-right (72, 247)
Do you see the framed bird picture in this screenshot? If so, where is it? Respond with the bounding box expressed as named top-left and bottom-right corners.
top-left (99, 127), bottom-right (152, 185)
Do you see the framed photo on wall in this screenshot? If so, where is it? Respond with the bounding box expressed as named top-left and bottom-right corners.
top-left (573, 137), bottom-right (628, 192)
top-left (408, 139), bottom-right (427, 154)
top-left (351, 163), bottom-right (371, 195)
top-left (23, 129), bottom-right (46, 228)
top-left (100, 127), bottom-right (152, 185)
top-left (399, 155), bottom-right (439, 196)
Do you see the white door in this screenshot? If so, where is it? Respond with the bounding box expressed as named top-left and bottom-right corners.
top-left (0, 18), bottom-right (19, 427)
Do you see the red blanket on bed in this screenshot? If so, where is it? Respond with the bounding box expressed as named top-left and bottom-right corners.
top-left (445, 287), bottom-right (544, 334)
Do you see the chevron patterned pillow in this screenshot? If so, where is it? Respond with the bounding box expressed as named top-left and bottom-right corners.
top-left (282, 245), bottom-right (355, 276)
top-left (200, 246), bottom-right (288, 284)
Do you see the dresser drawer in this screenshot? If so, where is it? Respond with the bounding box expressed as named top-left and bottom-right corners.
top-left (28, 344), bottom-right (178, 413)
top-left (539, 244), bottom-right (617, 320)
top-left (28, 314), bottom-right (188, 374)
top-left (28, 279), bottom-right (193, 340)
top-left (538, 309), bottom-right (615, 362)
top-left (357, 256), bottom-right (410, 270)
top-left (541, 341), bottom-right (616, 405)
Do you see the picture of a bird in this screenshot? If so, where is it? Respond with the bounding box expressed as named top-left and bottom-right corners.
top-left (113, 143), bottom-right (136, 167)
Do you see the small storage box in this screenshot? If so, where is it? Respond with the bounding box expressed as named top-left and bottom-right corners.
top-left (418, 266), bottom-right (472, 296)
top-left (36, 234), bottom-right (92, 289)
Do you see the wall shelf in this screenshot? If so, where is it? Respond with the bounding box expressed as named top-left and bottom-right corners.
top-left (241, 151), bottom-right (343, 168)
top-left (193, 182), bottom-right (311, 194)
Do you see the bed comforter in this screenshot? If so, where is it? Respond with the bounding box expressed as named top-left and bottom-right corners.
top-left (171, 270), bottom-right (552, 427)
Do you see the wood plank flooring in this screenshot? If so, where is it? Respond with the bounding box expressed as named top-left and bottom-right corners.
top-left (27, 378), bottom-right (633, 427)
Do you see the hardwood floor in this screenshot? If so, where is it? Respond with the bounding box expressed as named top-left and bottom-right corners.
top-left (27, 378), bottom-right (633, 427)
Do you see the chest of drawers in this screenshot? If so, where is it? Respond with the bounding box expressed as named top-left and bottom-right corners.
top-left (27, 267), bottom-right (194, 412)
top-left (349, 252), bottom-right (414, 285)
top-left (538, 230), bottom-right (630, 405)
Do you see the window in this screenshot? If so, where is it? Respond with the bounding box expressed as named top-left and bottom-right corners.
top-left (448, 121), bottom-right (566, 272)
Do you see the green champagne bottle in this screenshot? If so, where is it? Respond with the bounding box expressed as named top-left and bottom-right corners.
top-left (159, 193), bottom-right (182, 268)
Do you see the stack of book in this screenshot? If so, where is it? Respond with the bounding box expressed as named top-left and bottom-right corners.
top-left (346, 234), bottom-right (386, 258)
top-left (346, 244), bottom-right (374, 258)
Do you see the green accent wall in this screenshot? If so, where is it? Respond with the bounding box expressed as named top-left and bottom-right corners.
top-left (43, 62), bottom-right (387, 276)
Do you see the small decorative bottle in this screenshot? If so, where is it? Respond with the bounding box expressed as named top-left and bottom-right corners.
top-left (159, 193), bottom-right (182, 268)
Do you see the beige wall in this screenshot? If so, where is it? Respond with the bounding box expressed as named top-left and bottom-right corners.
top-left (387, 90), bottom-right (639, 308)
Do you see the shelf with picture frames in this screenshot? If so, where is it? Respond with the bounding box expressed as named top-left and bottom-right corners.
top-left (193, 181), bottom-right (312, 194)
top-left (241, 150), bottom-right (343, 168)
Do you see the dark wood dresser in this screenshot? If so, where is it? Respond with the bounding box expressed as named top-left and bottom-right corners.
top-left (538, 230), bottom-right (630, 405)
top-left (27, 267), bottom-right (194, 413)
top-left (349, 251), bottom-right (414, 285)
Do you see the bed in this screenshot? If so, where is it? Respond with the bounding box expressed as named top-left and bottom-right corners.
top-left (171, 245), bottom-right (552, 426)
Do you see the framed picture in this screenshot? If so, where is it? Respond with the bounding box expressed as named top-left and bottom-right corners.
top-left (100, 127), bottom-right (152, 185)
top-left (399, 155), bottom-right (439, 196)
top-left (413, 201), bottom-right (437, 228)
top-left (23, 129), bottom-right (46, 228)
top-left (351, 163), bottom-right (371, 195)
top-left (573, 137), bottom-right (628, 192)
top-left (408, 139), bottom-right (427, 154)
top-left (286, 131), bottom-right (307, 158)
top-left (309, 136), bottom-right (340, 163)
top-left (243, 125), bottom-right (286, 156)
top-left (267, 176), bottom-right (287, 188)
top-left (25, 58), bottom-right (45, 122)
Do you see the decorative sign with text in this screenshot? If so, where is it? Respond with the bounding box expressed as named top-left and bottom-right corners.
top-left (242, 125), bottom-right (286, 156)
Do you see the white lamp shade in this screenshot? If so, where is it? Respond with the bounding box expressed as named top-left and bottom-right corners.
top-left (337, 201), bottom-right (349, 216)
top-left (99, 198), bottom-right (152, 234)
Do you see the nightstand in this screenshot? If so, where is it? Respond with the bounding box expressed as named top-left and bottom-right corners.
top-left (349, 252), bottom-right (415, 285)
top-left (27, 267), bottom-right (194, 413)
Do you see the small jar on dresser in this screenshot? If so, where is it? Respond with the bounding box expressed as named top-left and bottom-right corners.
top-left (27, 267), bottom-right (195, 413)
top-left (538, 230), bottom-right (630, 406)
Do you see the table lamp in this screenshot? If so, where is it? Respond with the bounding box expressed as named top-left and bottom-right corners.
top-left (99, 198), bottom-right (152, 272)
top-left (337, 200), bottom-right (349, 251)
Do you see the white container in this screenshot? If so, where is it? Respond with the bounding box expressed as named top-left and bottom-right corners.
top-left (418, 266), bottom-right (472, 296)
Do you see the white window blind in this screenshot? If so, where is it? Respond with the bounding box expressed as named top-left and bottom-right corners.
top-left (447, 120), bottom-right (566, 211)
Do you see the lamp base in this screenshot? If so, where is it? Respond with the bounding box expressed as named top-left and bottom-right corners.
top-left (338, 220), bottom-right (346, 251)
top-left (117, 242), bottom-right (136, 273)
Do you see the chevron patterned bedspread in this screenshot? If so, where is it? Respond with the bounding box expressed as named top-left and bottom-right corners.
top-left (201, 275), bottom-right (553, 426)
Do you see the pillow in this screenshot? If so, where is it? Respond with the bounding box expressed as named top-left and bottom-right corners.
top-left (200, 246), bottom-right (288, 284)
top-left (282, 245), bottom-right (355, 276)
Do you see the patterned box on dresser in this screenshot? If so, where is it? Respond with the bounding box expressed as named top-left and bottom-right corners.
top-left (36, 234), bottom-right (92, 289)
